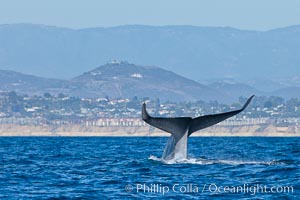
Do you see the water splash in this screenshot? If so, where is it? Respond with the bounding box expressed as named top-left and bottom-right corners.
top-left (149, 155), bottom-right (282, 166)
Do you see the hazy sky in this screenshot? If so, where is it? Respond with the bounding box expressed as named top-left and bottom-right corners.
top-left (1, 0), bottom-right (300, 30)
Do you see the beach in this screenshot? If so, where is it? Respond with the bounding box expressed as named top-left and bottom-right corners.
top-left (0, 124), bottom-right (299, 137)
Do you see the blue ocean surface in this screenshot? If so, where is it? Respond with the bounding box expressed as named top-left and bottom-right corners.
top-left (0, 137), bottom-right (299, 199)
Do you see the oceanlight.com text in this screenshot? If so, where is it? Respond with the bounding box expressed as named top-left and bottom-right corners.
top-left (205, 183), bottom-right (293, 195)
top-left (125, 183), bottom-right (294, 195)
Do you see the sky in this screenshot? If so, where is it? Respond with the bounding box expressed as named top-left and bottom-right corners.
top-left (1, 0), bottom-right (300, 30)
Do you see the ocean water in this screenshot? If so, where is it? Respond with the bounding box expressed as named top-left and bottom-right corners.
top-left (0, 137), bottom-right (299, 199)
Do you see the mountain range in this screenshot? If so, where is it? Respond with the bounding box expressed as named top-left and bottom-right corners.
top-left (1, 24), bottom-right (300, 87)
top-left (0, 61), bottom-right (299, 102)
top-left (1, 23), bottom-right (300, 101)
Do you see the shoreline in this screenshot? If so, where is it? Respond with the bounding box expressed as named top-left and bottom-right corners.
top-left (0, 124), bottom-right (299, 137)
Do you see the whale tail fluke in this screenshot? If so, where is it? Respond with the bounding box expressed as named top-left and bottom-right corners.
top-left (142, 95), bottom-right (254, 137)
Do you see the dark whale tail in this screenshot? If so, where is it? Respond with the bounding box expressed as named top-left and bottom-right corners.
top-left (142, 95), bottom-right (255, 139)
top-left (142, 95), bottom-right (254, 160)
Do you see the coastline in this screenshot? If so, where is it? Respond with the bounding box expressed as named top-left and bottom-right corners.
top-left (0, 124), bottom-right (299, 137)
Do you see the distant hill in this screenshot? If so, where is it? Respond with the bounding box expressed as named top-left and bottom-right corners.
top-left (207, 79), bottom-right (300, 99)
top-left (0, 69), bottom-right (65, 95)
top-left (207, 81), bottom-right (264, 99)
top-left (1, 24), bottom-right (300, 83)
top-left (271, 87), bottom-right (300, 99)
top-left (245, 76), bottom-right (300, 92)
top-left (69, 61), bottom-right (226, 102)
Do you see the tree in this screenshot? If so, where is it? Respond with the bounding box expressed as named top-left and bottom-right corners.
top-left (58, 93), bottom-right (66, 99)
top-left (44, 93), bottom-right (51, 98)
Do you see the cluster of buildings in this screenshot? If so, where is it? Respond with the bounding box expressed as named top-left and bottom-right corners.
top-left (1, 92), bottom-right (300, 127)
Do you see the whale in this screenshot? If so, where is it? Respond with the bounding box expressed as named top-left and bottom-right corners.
top-left (142, 95), bottom-right (254, 161)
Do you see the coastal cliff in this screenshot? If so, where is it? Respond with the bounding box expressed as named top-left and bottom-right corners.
top-left (0, 124), bottom-right (299, 137)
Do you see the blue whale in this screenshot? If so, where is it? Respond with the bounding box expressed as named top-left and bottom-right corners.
top-left (142, 95), bottom-right (254, 161)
